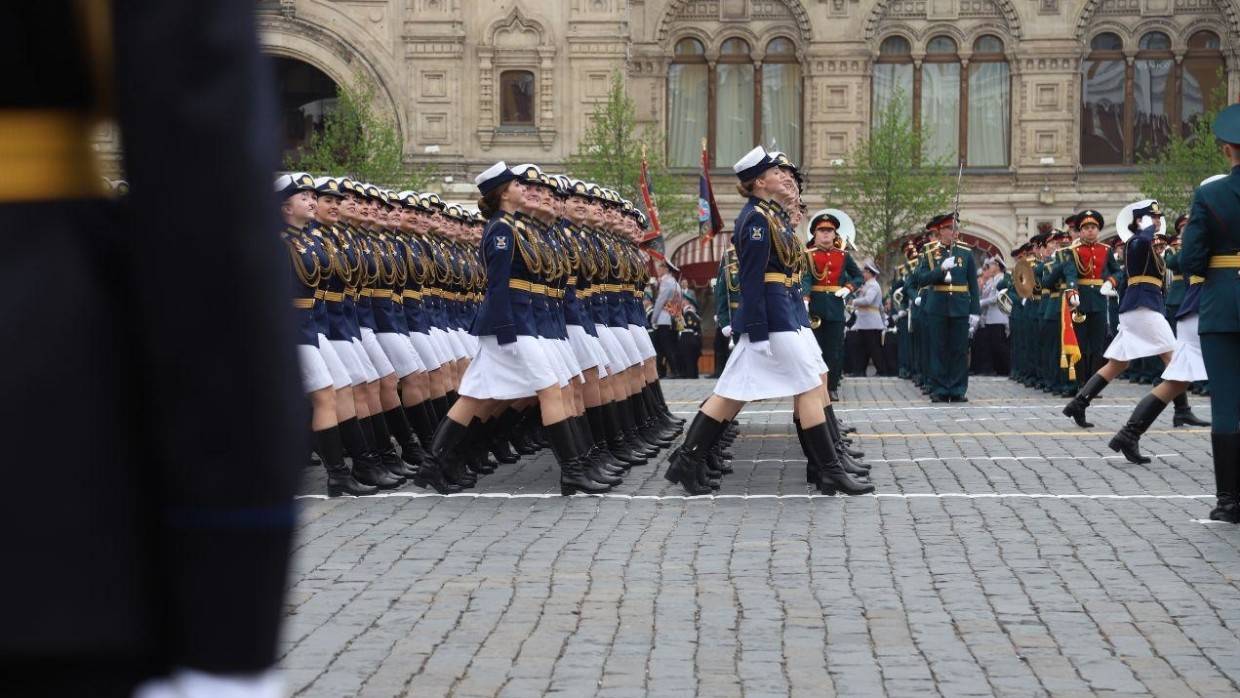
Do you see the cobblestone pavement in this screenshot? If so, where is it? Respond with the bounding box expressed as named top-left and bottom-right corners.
top-left (283, 377), bottom-right (1240, 697)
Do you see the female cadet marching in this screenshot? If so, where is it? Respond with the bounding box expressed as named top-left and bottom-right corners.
top-left (804, 209), bottom-right (862, 401)
top-left (276, 173), bottom-right (380, 497)
top-left (1063, 201), bottom-right (1204, 428)
top-left (666, 147), bottom-right (873, 496)
top-left (1107, 181), bottom-right (1218, 464)
top-left (414, 163), bottom-right (613, 495)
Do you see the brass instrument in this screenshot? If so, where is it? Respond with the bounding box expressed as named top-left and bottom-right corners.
top-left (892, 287), bottom-right (904, 306)
top-left (997, 292), bottom-right (1013, 314)
top-left (810, 313), bottom-right (822, 330)
top-left (1072, 309), bottom-right (1086, 324)
top-left (1013, 258), bottom-right (1036, 299)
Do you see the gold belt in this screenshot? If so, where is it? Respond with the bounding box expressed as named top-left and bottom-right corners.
top-left (854, 304), bottom-right (880, 311)
top-left (764, 272), bottom-right (795, 287)
top-left (391, 291), bottom-right (403, 304)
top-left (1209, 255), bottom-right (1240, 268)
top-left (1077, 278), bottom-right (1104, 286)
top-left (403, 289), bottom-right (423, 300)
top-left (0, 110), bottom-right (105, 202)
top-left (1129, 275), bottom-right (1163, 287)
top-left (1190, 275), bottom-right (1206, 285)
top-left (1049, 292), bottom-right (1062, 298)
top-left (509, 279), bottom-right (548, 295)
top-left (313, 289), bottom-right (326, 300)
top-left (933, 284), bottom-right (969, 292)
top-left (292, 298), bottom-right (316, 309)
top-left (811, 285), bottom-right (842, 293)
top-left (547, 288), bottom-right (565, 299)
top-left (322, 291), bottom-right (345, 302)
top-left (729, 302), bottom-right (739, 309)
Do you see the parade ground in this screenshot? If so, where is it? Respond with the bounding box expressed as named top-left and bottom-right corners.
top-left (283, 377), bottom-right (1240, 697)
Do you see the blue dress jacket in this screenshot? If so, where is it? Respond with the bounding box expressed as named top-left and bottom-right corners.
top-left (1181, 164), bottom-right (1240, 334)
top-left (1118, 224), bottom-right (1165, 315)
top-left (471, 211), bottom-right (538, 344)
top-left (281, 224), bottom-right (323, 346)
top-left (730, 197), bottom-right (803, 343)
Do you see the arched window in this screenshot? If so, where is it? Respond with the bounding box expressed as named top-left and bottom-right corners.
top-left (1183, 31), bottom-right (1225, 135)
top-left (922, 35), bottom-right (960, 163)
top-left (762, 37), bottom-right (801, 160)
top-left (667, 34), bottom-right (804, 168)
top-left (1082, 30), bottom-right (1226, 166)
top-left (968, 35), bottom-right (1010, 167)
top-left (499, 70), bottom-right (535, 127)
top-left (716, 38), bottom-right (755, 165)
top-left (669, 38), bottom-right (708, 167)
top-left (872, 33), bottom-right (1010, 166)
top-left (1081, 32), bottom-right (1125, 165)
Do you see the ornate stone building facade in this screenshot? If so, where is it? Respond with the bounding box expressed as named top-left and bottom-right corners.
top-left (252, 0), bottom-right (1240, 261)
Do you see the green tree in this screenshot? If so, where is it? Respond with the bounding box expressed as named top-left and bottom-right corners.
top-left (1136, 80), bottom-right (1229, 216)
top-left (567, 72), bottom-right (695, 238)
top-left (832, 91), bottom-right (954, 270)
top-left (285, 73), bottom-right (434, 190)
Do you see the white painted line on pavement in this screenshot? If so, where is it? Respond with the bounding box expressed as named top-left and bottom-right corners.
top-left (297, 491), bottom-right (1214, 501)
top-left (736, 453), bottom-right (1185, 463)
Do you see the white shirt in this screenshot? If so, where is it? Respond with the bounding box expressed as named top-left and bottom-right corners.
top-left (979, 275), bottom-right (1009, 326)
top-left (852, 279), bottom-right (885, 330)
top-left (653, 273), bottom-right (678, 326)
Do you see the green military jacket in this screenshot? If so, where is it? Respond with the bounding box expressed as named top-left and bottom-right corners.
top-left (1040, 249), bottom-right (1070, 321)
top-left (1164, 249), bottom-right (1186, 307)
top-left (913, 241), bottom-right (980, 317)
top-left (802, 248), bottom-right (862, 323)
top-left (1180, 164), bottom-right (1240, 333)
top-left (1063, 240), bottom-right (1122, 314)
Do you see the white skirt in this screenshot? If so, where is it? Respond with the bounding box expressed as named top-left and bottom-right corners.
top-left (566, 324), bottom-right (603, 374)
top-left (408, 331), bottom-right (445, 371)
top-left (713, 331), bottom-right (824, 402)
top-left (429, 327), bottom-right (457, 363)
top-left (329, 339), bottom-right (370, 386)
top-left (447, 328), bottom-right (470, 361)
top-left (351, 337), bottom-right (381, 383)
top-left (298, 344), bottom-right (334, 394)
top-left (360, 327), bottom-right (396, 377)
top-left (1162, 315), bottom-right (1208, 382)
top-left (608, 326), bottom-right (643, 369)
top-left (796, 326), bottom-right (829, 375)
top-left (376, 331), bottom-right (424, 378)
top-left (1104, 307), bottom-right (1177, 362)
top-left (628, 324), bottom-right (658, 361)
top-left (543, 338), bottom-right (581, 386)
top-left (594, 324), bottom-right (629, 375)
top-left (459, 335), bottom-right (557, 400)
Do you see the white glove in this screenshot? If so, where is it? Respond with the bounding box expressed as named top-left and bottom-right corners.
top-left (969, 314), bottom-right (980, 328)
top-left (1069, 292), bottom-right (1080, 307)
top-left (1100, 280), bottom-right (1116, 297)
top-left (135, 670), bottom-right (283, 698)
top-left (941, 257), bottom-right (957, 271)
top-left (721, 325), bottom-right (732, 338)
top-left (914, 297), bottom-right (923, 307)
top-left (1021, 297), bottom-right (1028, 306)
top-left (1137, 215), bottom-right (1155, 231)
top-left (751, 340), bottom-right (773, 357)
top-left (896, 310), bottom-right (907, 320)
top-left (499, 340), bottom-right (519, 356)
top-left (834, 287), bottom-right (851, 299)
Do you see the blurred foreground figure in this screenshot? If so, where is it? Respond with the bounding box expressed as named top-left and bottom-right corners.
top-left (2, 2), bottom-right (300, 696)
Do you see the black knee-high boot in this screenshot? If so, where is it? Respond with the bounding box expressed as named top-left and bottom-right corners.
top-left (340, 417), bottom-right (403, 489)
top-left (574, 416), bottom-right (623, 485)
top-left (617, 398), bottom-right (659, 457)
top-left (826, 405), bottom-right (864, 459)
top-left (801, 421), bottom-right (874, 496)
top-left (315, 426), bottom-right (377, 497)
top-left (1108, 393), bottom-right (1169, 464)
top-left (386, 407), bottom-right (426, 467)
top-left (1063, 373), bottom-right (1109, 428)
top-left (1172, 392), bottom-right (1209, 427)
top-left (546, 419), bottom-right (611, 495)
top-left (1209, 433), bottom-right (1240, 523)
top-left (370, 414), bottom-right (417, 478)
top-left (665, 412), bottom-right (727, 495)
top-left (651, 381), bottom-right (685, 427)
top-left (414, 417), bottom-right (468, 494)
top-left (488, 408), bottom-right (521, 464)
top-left (586, 406), bottom-right (628, 472)
top-left (601, 402), bottom-right (646, 466)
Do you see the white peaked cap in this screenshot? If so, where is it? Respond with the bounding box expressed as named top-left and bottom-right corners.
top-left (733, 146), bottom-right (768, 174)
top-left (474, 161), bottom-right (509, 188)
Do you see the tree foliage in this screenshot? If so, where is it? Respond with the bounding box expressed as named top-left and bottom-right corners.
top-left (1135, 80), bottom-right (1229, 216)
top-left (567, 72), bottom-right (695, 238)
top-left (831, 92), bottom-right (954, 270)
top-left (284, 73), bottom-right (434, 190)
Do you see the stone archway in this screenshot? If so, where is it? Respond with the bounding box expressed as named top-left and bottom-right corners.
top-left (271, 57), bottom-right (338, 158)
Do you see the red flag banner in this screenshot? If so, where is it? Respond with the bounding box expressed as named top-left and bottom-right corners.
top-left (1059, 294), bottom-right (1081, 380)
top-left (698, 139), bottom-right (723, 245)
top-left (638, 156), bottom-right (662, 242)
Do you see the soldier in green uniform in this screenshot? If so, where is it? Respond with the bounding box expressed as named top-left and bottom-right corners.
top-left (1028, 233), bottom-right (1053, 391)
top-left (1041, 230), bottom-right (1076, 396)
top-left (914, 213), bottom-right (980, 401)
top-left (890, 238), bottom-right (919, 379)
top-left (804, 211), bottom-right (863, 401)
top-left (911, 233), bottom-right (936, 392)
top-left (711, 245), bottom-right (739, 377)
top-left (1179, 103), bottom-right (1240, 522)
top-left (1064, 210), bottom-right (1122, 381)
